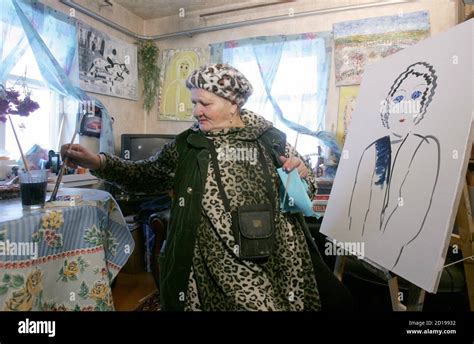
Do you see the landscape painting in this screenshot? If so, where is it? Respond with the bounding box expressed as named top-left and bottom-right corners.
top-left (333, 11), bottom-right (430, 86)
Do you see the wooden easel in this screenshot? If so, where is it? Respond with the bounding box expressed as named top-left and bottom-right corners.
top-left (334, 253), bottom-right (426, 311)
top-left (451, 180), bottom-right (474, 310)
top-left (334, 180), bottom-right (474, 311)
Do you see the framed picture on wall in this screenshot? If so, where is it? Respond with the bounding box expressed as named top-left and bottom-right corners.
top-left (157, 48), bottom-right (210, 121)
top-left (336, 86), bottom-right (359, 146)
top-left (333, 11), bottom-right (431, 86)
top-left (77, 21), bottom-right (138, 100)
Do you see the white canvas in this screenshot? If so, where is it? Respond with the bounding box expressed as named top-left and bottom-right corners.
top-left (321, 20), bottom-right (473, 293)
top-left (77, 22), bottom-right (138, 100)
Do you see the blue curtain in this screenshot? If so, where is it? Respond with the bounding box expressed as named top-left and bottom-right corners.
top-left (0, 0), bottom-right (28, 83)
top-left (211, 33), bottom-right (340, 158)
top-left (0, 0), bottom-right (115, 154)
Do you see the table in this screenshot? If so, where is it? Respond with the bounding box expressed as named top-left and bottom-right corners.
top-left (0, 188), bottom-right (134, 311)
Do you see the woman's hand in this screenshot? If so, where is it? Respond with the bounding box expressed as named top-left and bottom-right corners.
top-left (279, 156), bottom-right (308, 178)
top-left (60, 144), bottom-right (101, 170)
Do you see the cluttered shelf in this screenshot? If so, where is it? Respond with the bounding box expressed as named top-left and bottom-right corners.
top-left (312, 177), bottom-right (333, 216)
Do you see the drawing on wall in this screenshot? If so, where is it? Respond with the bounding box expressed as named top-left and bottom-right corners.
top-left (77, 22), bottom-right (138, 100)
top-left (348, 62), bottom-right (439, 270)
top-left (333, 11), bottom-right (431, 86)
top-left (321, 19), bottom-right (473, 293)
top-left (158, 48), bottom-right (209, 121)
top-left (336, 86), bottom-right (359, 145)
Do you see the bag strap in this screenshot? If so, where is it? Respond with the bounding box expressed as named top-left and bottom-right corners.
top-left (208, 139), bottom-right (277, 213)
top-left (208, 139), bottom-right (232, 213)
top-left (257, 143), bottom-right (278, 209)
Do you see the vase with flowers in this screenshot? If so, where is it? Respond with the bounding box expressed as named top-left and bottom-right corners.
top-left (0, 78), bottom-right (40, 171)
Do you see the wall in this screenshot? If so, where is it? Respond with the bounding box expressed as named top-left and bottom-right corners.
top-left (143, 0), bottom-right (459, 141)
top-left (41, 0), bottom-right (145, 154)
top-left (466, 3), bottom-right (474, 17)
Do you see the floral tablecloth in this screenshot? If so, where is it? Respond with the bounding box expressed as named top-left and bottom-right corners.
top-left (0, 188), bottom-right (134, 311)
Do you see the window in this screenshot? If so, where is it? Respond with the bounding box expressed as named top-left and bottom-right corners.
top-left (229, 55), bottom-right (321, 160)
top-left (0, 43), bottom-right (63, 169)
top-left (0, 0), bottom-right (80, 170)
top-left (219, 34), bottom-right (332, 166)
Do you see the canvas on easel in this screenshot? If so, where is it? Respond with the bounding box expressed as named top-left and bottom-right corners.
top-left (321, 19), bottom-right (473, 293)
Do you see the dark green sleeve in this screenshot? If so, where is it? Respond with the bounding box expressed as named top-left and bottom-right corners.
top-left (91, 140), bottom-right (179, 194)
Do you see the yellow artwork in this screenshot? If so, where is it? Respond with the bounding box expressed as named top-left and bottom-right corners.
top-left (158, 48), bottom-right (209, 121)
top-left (336, 85), bottom-right (359, 146)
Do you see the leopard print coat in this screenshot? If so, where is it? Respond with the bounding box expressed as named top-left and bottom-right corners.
top-left (93, 109), bottom-right (321, 311)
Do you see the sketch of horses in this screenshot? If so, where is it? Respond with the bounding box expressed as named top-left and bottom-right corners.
top-left (88, 57), bottom-right (129, 82)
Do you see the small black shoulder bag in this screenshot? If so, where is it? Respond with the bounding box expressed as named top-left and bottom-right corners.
top-left (208, 140), bottom-right (277, 262)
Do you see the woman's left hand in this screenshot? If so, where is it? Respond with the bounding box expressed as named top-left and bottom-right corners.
top-left (279, 156), bottom-right (308, 178)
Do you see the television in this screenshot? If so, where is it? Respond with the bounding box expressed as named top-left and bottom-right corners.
top-left (121, 134), bottom-right (176, 161)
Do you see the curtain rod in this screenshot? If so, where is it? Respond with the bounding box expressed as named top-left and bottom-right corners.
top-left (59, 0), bottom-right (415, 41)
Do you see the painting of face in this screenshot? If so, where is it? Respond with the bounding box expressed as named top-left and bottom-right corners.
top-left (178, 60), bottom-right (191, 78)
top-left (387, 74), bottom-right (428, 138)
top-left (158, 48), bottom-right (209, 121)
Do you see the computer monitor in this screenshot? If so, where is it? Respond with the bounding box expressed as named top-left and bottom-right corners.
top-left (121, 134), bottom-right (176, 161)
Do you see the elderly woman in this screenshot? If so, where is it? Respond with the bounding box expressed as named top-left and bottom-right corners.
top-left (62, 63), bottom-right (349, 311)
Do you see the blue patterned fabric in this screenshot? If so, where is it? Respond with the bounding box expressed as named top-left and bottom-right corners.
top-left (0, 188), bottom-right (134, 311)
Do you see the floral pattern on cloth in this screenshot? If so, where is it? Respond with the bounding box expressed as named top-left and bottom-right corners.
top-left (82, 280), bottom-right (114, 311)
top-left (84, 224), bottom-right (118, 257)
top-left (39, 279), bottom-right (113, 311)
top-left (57, 256), bottom-right (89, 282)
top-left (32, 211), bottom-right (64, 248)
top-left (1, 252), bottom-right (116, 311)
top-left (3, 270), bottom-right (43, 311)
top-left (0, 189), bottom-right (134, 311)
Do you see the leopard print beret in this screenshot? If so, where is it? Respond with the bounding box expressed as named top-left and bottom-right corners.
top-left (186, 63), bottom-right (253, 107)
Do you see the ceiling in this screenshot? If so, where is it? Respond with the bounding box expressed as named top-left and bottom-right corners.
top-left (112, 0), bottom-right (293, 20)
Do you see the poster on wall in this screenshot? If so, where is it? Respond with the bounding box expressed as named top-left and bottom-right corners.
top-left (158, 48), bottom-right (210, 121)
top-left (77, 21), bottom-right (138, 100)
top-left (333, 11), bottom-right (430, 86)
top-left (336, 86), bottom-right (359, 146)
top-left (321, 20), bottom-right (473, 293)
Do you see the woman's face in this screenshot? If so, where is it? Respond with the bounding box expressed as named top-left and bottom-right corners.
top-left (387, 74), bottom-right (427, 138)
top-left (191, 88), bottom-right (237, 132)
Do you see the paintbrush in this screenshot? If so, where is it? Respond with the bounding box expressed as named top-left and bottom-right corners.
top-left (49, 113), bottom-right (84, 202)
top-left (8, 115), bottom-right (30, 172)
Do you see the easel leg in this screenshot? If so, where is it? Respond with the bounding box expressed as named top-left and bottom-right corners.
top-left (463, 262), bottom-right (474, 310)
top-left (454, 183), bottom-right (474, 310)
top-left (333, 255), bottom-right (426, 311)
top-left (388, 276), bottom-right (406, 311)
top-left (407, 284), bottom-right (426, 311)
